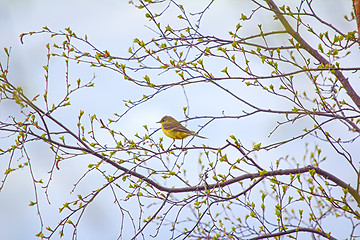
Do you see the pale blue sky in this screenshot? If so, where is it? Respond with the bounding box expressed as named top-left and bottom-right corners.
top-left (0, 0), bottom-right (358, 239)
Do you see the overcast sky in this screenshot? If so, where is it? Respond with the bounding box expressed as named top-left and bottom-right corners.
top-left (0, 0), bottom-right (358, 239)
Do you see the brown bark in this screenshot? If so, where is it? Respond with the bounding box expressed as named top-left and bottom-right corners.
top-left (354, 0), bottom-right (360, 46)
top-left (266, 0), bottom-right (360, 110)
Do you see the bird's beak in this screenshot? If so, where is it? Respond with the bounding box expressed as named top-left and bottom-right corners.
top-left (156, 120), bottom-right (161, 123)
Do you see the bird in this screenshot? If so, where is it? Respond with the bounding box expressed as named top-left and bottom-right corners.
top-left (157, 115), bottom-right (207, 140)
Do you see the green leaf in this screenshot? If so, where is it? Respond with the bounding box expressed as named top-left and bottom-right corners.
top-left (309, 168), bottom-right (316, 177)
top-left (253, 143), bottom-right (261, 150)
top-left (292, 107), bottom-right (299, 112)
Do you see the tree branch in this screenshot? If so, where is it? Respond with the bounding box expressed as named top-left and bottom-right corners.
top-left (354, 0), bottom-right (360, 46)
top-left (266, 0), bottom-right (360, 109)
top-left (93, 144), bottom-right (360, 208)
top-left (248, 227), bottom-right (336, 240)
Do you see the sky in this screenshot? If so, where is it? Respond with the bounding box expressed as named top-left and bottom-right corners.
top-left (0, 0), bottom-right (359, 239)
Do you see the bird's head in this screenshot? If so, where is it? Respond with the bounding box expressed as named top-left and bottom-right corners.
top-left (157, 115), bottom-right (176, 124)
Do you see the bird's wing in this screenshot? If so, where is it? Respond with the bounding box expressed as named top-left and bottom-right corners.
top-left (163, 122), bottom-right (207, 138)
top-left (175, 125), bottom-right (207, 139)
top-left (162, 122), bottom-right (192, 133)
top-left (172, 124), bottom-right (193, 134)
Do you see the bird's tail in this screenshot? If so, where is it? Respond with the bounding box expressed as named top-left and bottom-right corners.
top-left (193, 133), bottom-right (207, 139)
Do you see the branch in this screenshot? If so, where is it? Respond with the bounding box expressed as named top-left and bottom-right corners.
top-left (90, 144), bottom-right (360, 208)
top-left (266, 0), bottom-right (360, 109)
top-left (27, 125), bottom-right (359, 208)
top-left (131, 193), bottom-right (170, 240)
top-left (248, 227), bottom-right (336, 240)
top-left (354, 0), bottom-right (360, 46)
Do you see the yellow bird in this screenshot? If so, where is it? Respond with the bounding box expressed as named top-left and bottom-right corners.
top-left (157, 115), bottom-right (207, 140)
